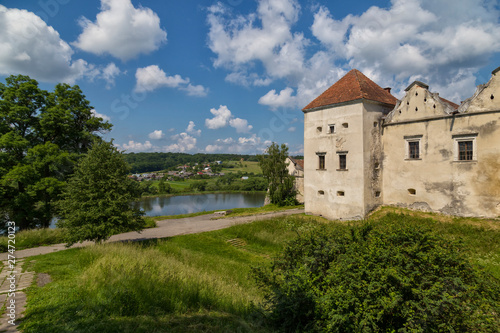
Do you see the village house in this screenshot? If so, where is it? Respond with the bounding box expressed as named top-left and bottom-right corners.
top-left (302, 67), bottom-right (500, 220)
top-left (286, 157), bottom-right (305, 203)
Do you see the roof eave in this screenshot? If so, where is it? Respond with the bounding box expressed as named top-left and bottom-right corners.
top-left (302, 98), bottom-right (396, 113)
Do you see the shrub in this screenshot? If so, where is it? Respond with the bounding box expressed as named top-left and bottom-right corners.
top-left (254, 213), bottom-right (500, 332)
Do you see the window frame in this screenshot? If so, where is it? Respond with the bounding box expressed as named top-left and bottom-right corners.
top-left (316, 152), bottom-right (326, 170)
top-left (404, 135), bottom-right (422, 160)
top-left (453, 134), bottom-right (477, 162)
top-left (328, 124), bottom-right (335, 134)
top-left (337, 151), bottom-right (348, 171)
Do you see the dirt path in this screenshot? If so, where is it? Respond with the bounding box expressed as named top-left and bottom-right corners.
top-left (0, 208), bottom-right (304, 261)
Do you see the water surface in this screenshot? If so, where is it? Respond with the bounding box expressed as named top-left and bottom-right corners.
top-left (134, 192), bottom-right (266, 217)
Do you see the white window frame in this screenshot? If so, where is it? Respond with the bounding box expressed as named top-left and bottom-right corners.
top-left (453, 134), bottom-right (477, 162)
top-left (404, 135), bottom-right (422, 160)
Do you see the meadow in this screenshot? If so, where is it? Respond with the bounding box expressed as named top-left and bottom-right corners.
top-left (10, 208), bottom-right (500, 332)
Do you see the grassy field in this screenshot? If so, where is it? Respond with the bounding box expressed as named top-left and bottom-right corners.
top-left (220, 161), bottom-right (262, 174)
top-left (13, 208), bottom-right (500, 332)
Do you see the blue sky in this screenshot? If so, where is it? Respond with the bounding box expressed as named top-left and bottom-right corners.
top-left (1, 0), bottom-right (499, 155)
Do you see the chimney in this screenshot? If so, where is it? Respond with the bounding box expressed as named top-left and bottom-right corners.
top-left (384, 87), bottom-right (391, 94)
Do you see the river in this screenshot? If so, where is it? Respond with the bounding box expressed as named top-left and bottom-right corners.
top-left (133, 192), bottom-right (267, 217)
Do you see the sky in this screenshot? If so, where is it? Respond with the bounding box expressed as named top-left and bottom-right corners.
top-left (1, 0), bottom-right (500, 155)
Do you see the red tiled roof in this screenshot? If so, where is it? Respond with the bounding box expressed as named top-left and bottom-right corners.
top-left (302, 69), bottom-right (397, 111)
top-left (288, 157), bottom-right (304, 170)
top-left (439, 97), bottom-right (459, 110)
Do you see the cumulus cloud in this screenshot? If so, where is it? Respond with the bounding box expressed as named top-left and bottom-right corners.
top-left (164, 132), bottom-right (197, 152)
top-left (205, 105), bottom-right (252, 133)
top-left (0, 5), bottom-right (90, 84)
top-left (73, 0), bottom-right (167, 61)
top-left (121, 140), bottom-right (156, 152)
top-left (148, 130), bottom-right (165, 140)
top-left (204, 134), bottom-right (271, 154)
top-left (208, 0), bottom-right (500, 106)
top-left (311, 0), bottom-right (500, 100)
top-left (186, 121), bottom-right (201, 136)
top-left (134, 65), bottom-right (208, 96)
top-left (91, 109), bottom-right (111, 122)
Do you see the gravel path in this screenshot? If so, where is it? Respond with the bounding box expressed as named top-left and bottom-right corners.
top-left (0, 208), bottom-right (304, 260)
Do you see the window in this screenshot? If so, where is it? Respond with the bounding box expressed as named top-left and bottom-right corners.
top-left (404, 135), bottom-right (422, 160)
top-left (337, 191), bottom-right (345, 196)
top-left (316, 126), bottom-right (322, 133)
top-left (337, 151), bottom-right (348, 170)
top-left (453, 134), bottom-right (477, 162)
top-left (408, 141), bottom-right (420, 159)
top-left (328, 124), bottom-right (335, 134)
top-left (342, 122), bottom-right (349, 128)
top-left (458, 141), bottom-right (473, 161)
top-left (316, 152), bottom-right (326, 170)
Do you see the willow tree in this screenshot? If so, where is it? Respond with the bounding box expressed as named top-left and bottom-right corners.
top-left (258, 143), bottom-right (297, 206)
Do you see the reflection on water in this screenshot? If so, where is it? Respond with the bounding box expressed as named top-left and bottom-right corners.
top-left (133, 192), bottom-right (266, 217)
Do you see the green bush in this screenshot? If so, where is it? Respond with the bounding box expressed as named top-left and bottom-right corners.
top-left (254, 213), bottom-right (500, 332)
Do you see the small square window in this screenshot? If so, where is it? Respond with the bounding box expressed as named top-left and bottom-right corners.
top-left (317, 126), bottom-right (322, 133)
top-left (328, 124), bottom-right (335, 134)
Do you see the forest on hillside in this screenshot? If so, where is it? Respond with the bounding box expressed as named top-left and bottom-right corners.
top-left (123, 152), bottom-right (260, 173)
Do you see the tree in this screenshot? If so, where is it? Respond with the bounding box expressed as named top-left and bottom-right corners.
top-left (258, 143), bottom-right (297, 206)
top-left (57, 140), bottom-right (145, 245)
top-left (254, 214), bottom-right (500, 332)
top-left (0, 75), bottom-right (111, 229)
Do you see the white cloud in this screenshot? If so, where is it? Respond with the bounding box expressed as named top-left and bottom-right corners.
top-left (186, 121), bottom-right (201, 136)
top-left (100, 62), bottom-right (123, 88)
top-left (134, 65), bottom-right (208, 96)
top-left (207, 0), bottom-right (305, 82)
top-left (121, 140), bottom-right (156, 152)
top-left (148, 130), bottom-right (165, 140)
top-left (208, 0), bottom-right (500, 106)
top-left (205, 105), bottom-right (233, 130)
top-left (258, 87), bottom-right (296, 109)
top-left (205, 134), bottom-right (271, 154)
top-left (288, 127), bottom-right (296, 132)
top-left (91, 109), bottom-right (111, 122)
top-left (229, 118), bottom-right (253, 133)
top-left (205, 105), bottom-right (253, 133)
top-left (164, 132), bottom-right (197, 152)
top-left (310, 0), bottom-right (500, 100)
top-left (73, 0), bottom-right (167, 61)
top-left (0, 5), bottom-right (90, 84)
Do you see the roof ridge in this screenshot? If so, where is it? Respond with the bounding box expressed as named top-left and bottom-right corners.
top-left (302, 69), bottom-right (397, 111)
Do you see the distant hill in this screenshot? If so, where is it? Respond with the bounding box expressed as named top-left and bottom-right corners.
top-left (123, 152), bottom-right (259, 173)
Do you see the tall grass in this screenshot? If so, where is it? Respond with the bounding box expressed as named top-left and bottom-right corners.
top-left (0, 228), bottom-right (67, 252)
top-left (18, 211), bottom-right (500, 332)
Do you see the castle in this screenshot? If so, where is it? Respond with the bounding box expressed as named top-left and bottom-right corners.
top-left (302, 67), bottom-right (500, 220)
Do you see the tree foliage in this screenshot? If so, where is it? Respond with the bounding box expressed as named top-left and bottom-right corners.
top-left (254, 213), bottom-right (500, 332)
top-left (258, 143), bottom-right (297, 206)
top-left (57, 141), bottom-right (145, 245)
top-left (0, 75), bottom-right (111, 229)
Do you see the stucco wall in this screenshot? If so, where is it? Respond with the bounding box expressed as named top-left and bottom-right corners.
top-left (303, 101), bottom-right (390, 220)
top-left (382, 74), bottom-right (500, 218)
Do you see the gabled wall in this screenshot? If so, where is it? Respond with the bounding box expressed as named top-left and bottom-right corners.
top-left (382, 71), bottom-right (500, 218)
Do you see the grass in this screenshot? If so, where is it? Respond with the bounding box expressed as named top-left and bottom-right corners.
top-left (0, 218), bottom-right (157, 252)
top-left (221, 161), bottom-right (262, 174)
top-left (0, 228), bottom-right (67, 252)
top-left (15, 208), bottom-right (500, 332)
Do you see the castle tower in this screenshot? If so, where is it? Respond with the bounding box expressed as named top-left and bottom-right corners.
top-left (302, 69), bottom-right (396, 220)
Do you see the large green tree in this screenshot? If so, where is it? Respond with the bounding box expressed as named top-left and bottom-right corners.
top-left (0, 75), bottom-right (111, 229)
top-left (258, 143), bottom-right (297, 206)
top-left (57, 140), bottom-right (145, 245)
